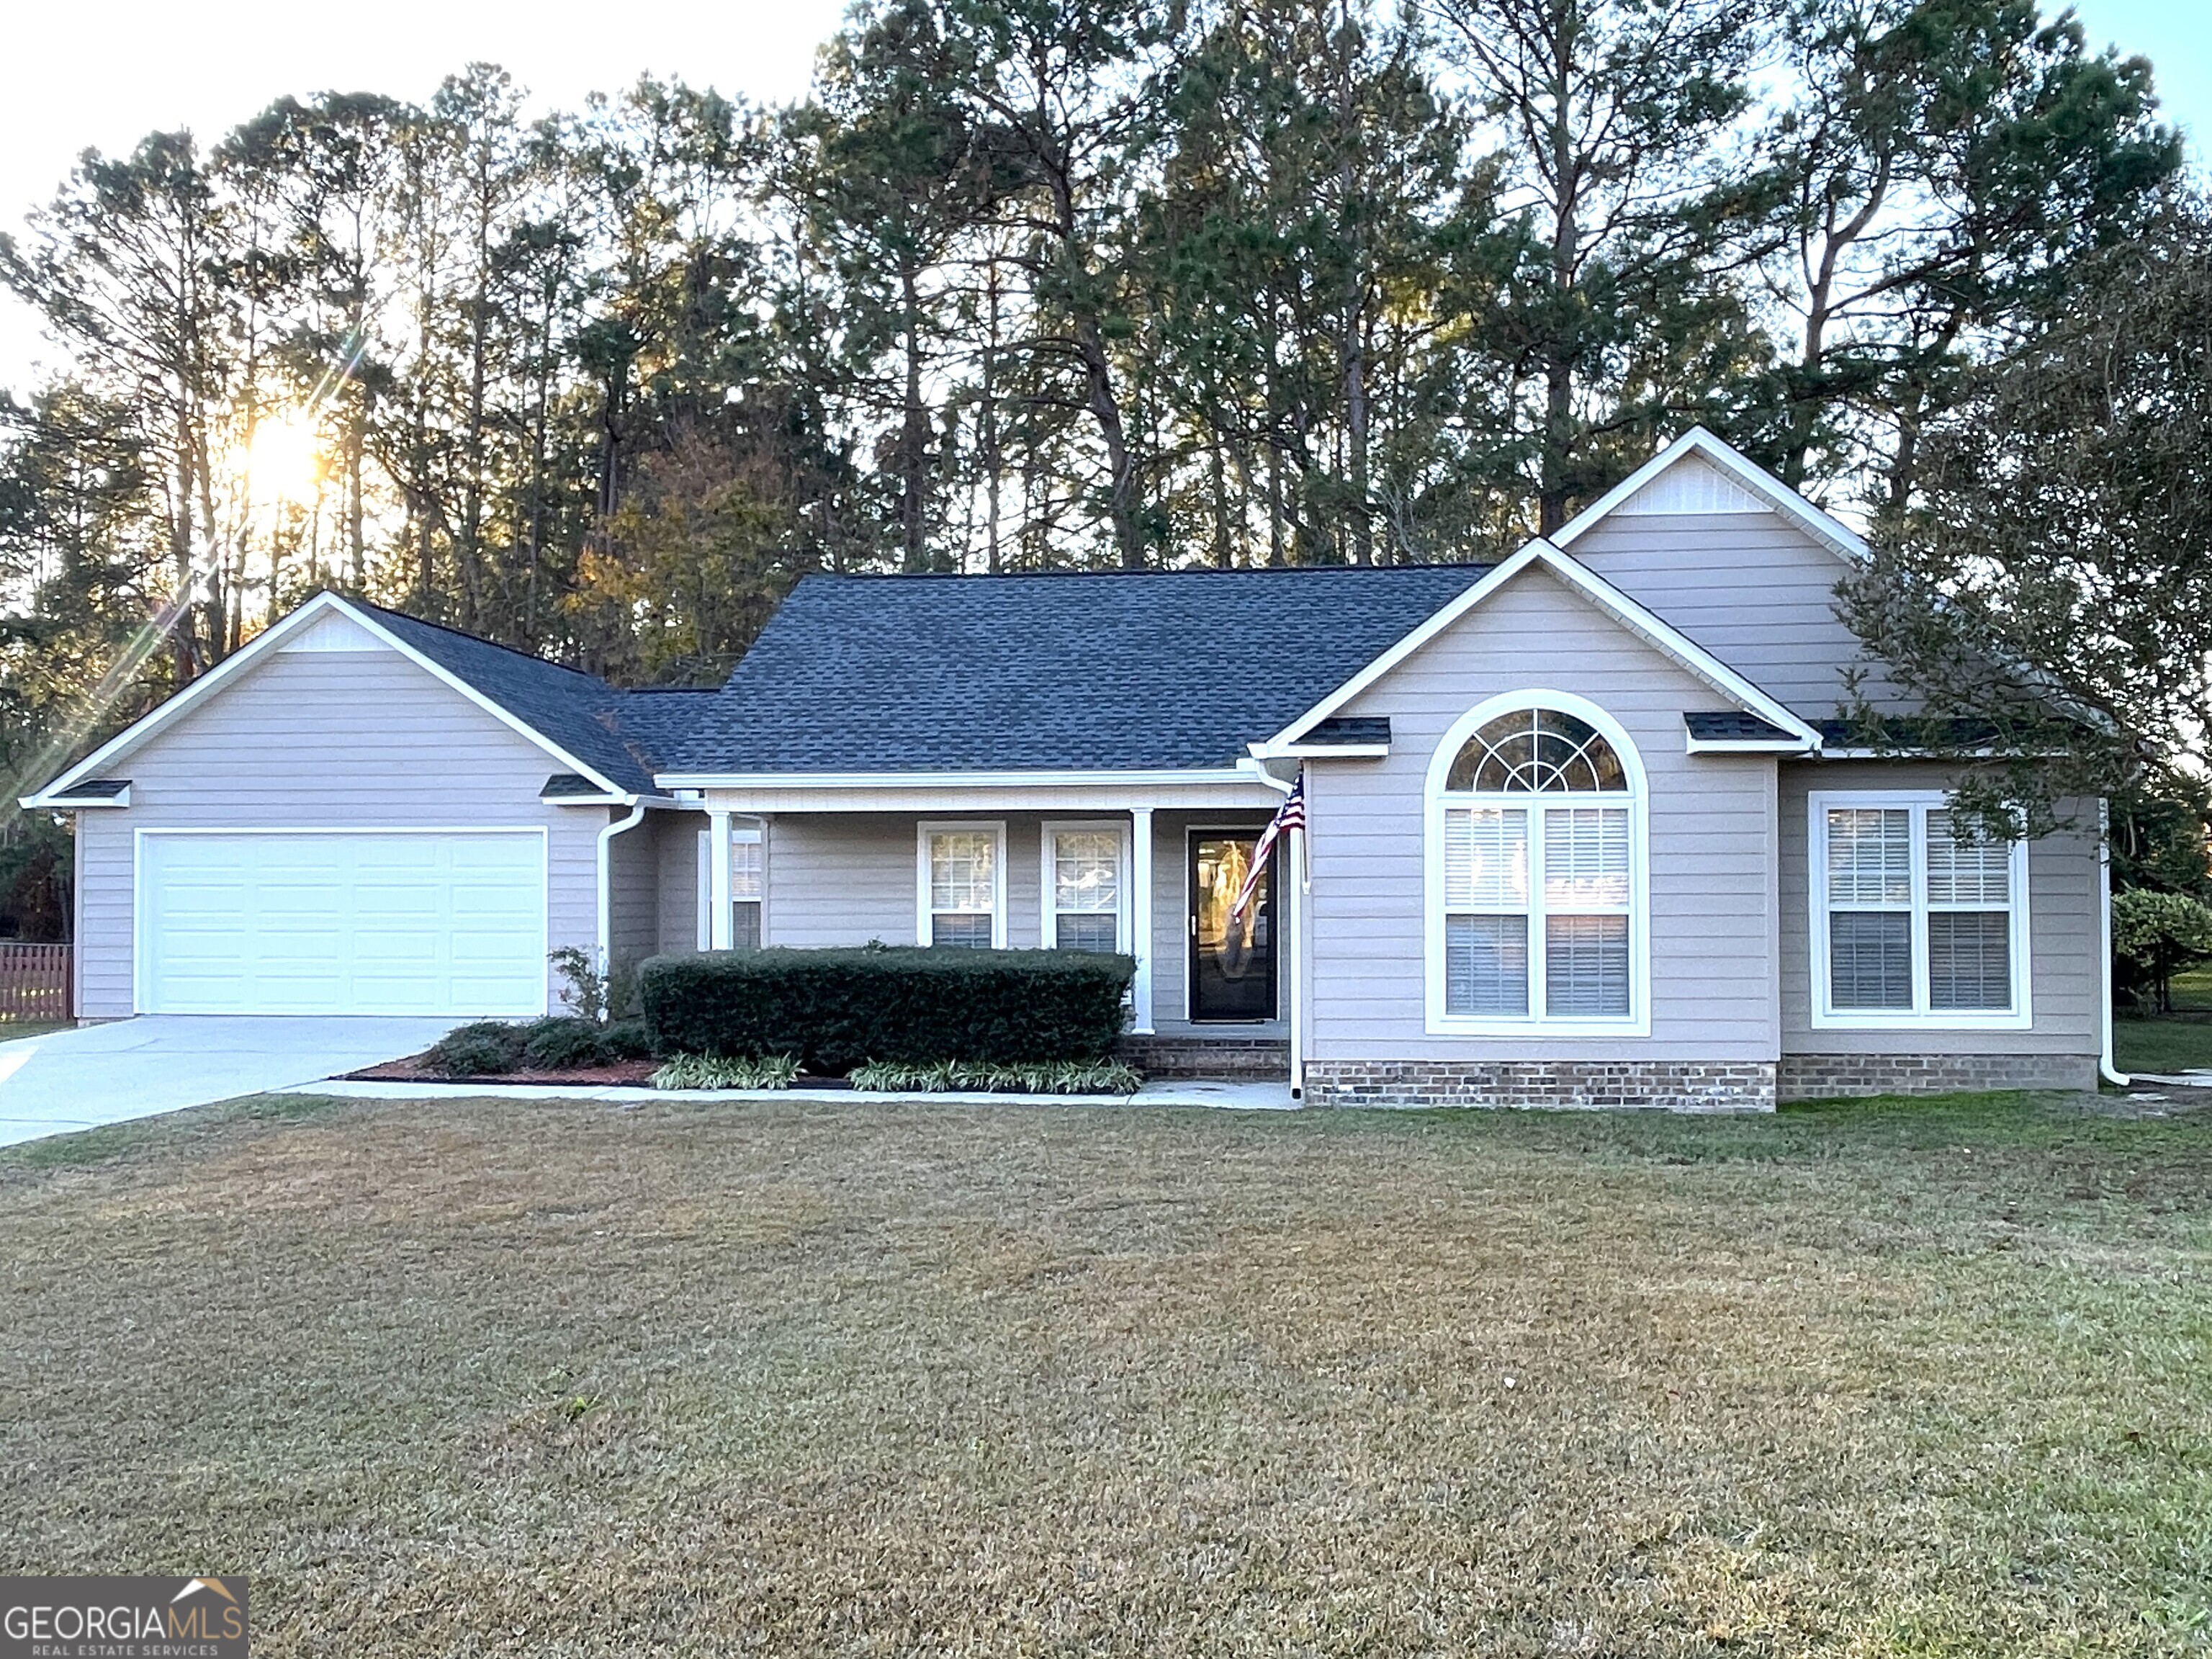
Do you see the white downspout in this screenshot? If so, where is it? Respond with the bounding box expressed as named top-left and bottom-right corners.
top-left (597, 800), bottom-right (649, 974)
top-left (2100, 799), bottom-right (2128, 1087)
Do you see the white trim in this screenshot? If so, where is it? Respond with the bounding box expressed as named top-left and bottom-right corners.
top-left (660, 767), bottom-right (1261, 791)
top-left (917, 820), bottom-right (1008, 949)
top-left (708, 810), bottom-right (732, 949)
top-left (1259, 742), bottom-right (1390, 760)
top-left (1257, 541), bottom-right (1820, 756)
top-left (696, 827), bottom-right (713, 951)
top-left (1550, 426), bottom-right (1872, 565)
top-left (1130, 807), bottom-right (1155, 1033)
top-left (1685, 734), bottom-right (1808, 755)
top-left (132, 824), bottom-right (551, 1017)
top-left (1287, 822), bottom-right (1306, 1094)
top-left (25, 593), bottom-right (633, 808)
top-left (1040, 819), bottom-right (1132, 953)
top-left (40, 787), bottom-right (130, 808)
top-left (1805, 789), bottom-right (2033, 1031)
top-left (2100, 799), bottom-right (2126, 1085)
top-left (1423, 691), bottom-right (1652, 1038)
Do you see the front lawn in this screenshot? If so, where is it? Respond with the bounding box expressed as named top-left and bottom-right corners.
top-left (1, 1092), bottom-right (2206, 1655)
top-left (2114, 1015), bottom-right (2212, 1075)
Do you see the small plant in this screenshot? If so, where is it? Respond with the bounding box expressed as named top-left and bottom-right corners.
top-left (649, 1053), bottom-right (802, 1090)
top-left (848, 1058), bottom-right (1142, 1096)
top-left (549, 945), bottom-right (611, 1022)
top-left (523, 1016), bottom-right (612, 1071)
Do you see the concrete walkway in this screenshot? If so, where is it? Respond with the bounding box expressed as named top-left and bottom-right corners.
top-left (289, 1076), bottom-right (1303, 1110)
top-left (0, 1016), bottom-right (464, 1147)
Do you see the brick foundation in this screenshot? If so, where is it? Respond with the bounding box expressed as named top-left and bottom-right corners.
top-left (1118, 1033), bottom-right (1290, 1080)
top-left (1303, 1059), bottom-right (1777, 1113)
top-left (1778, 1051), bottom-right (2098, 1100)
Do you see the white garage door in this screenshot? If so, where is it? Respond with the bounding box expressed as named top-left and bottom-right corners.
top-left (138, 831), bottom-right (548, 1015)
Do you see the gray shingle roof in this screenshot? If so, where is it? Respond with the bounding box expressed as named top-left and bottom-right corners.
top-left (652, 566), bottom-right (1492, 775)
top-left (354, 601), bottom-right (665, 796)
top-left (1683, 711), bottom-right (1799, 744)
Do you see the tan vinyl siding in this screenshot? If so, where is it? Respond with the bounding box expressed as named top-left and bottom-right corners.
top-left (657, 817), bottom-right (706, 956)
top-left (758, 808), bottom-right (1281, 1038)
top-left (73, 644), bottom-right (600, 1018)
top-left (1566, 509), bottom-right (1906, 719)
top-left (1308, 564), bottom-right (1779, 1064)
top-left (1778, 760), bottom-right (2099, 1056)
top-left (606, 811), bottom-right (662, 973)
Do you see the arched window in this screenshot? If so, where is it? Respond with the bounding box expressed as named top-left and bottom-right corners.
top-left (1426, 693), bottom-right (1647, 1031)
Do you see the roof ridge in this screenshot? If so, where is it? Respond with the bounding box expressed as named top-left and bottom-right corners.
top-left (799, 562), bottom-right (1496, 584)
top-left (348, 597), bottom-right (614, 689)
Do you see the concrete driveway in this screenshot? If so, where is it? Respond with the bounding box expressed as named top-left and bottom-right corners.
top-left (0, 1016), bottom-right (464, 1148)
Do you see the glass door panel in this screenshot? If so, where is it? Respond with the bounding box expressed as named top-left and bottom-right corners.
top-left (1190, 832), bottom-right (1275, 1022)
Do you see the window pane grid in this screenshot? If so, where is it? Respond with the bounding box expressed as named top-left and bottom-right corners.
top-left (1820, 802), bottom-right (2018, 1019)
top-left (927, 830), bottom-right (997, 950)
top-left (1051, 830), bottom-right (1122, 952)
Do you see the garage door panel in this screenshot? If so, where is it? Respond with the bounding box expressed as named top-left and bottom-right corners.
top-left (140, 832), bottom-right (548, 1017)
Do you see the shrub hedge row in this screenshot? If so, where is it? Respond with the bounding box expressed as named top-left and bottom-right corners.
top-left (638, 946), bottom-right (1136, 1072)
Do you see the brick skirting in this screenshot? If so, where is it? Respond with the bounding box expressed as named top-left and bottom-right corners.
top-left (1778, 1051), bottom-right (2099, 1100)
top-left (1118, 1033), bottom-right (1290, 1079)
top-left (1303, 1059), bottom-right (1777, 1113)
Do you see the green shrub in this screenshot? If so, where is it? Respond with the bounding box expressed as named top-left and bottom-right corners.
top-left (639, 947), bottom-right (1135, 1072)
top-left (522, 1016), bottom-right (611, 1071)
top-left (650, 1053), bottom-right (801, 1090)
top-left (848, 1058), bottom-right (1143, 1096)
top-left (424, 1032), bottom-right (522, 1078)
top-left (601, 1020), bottom-right (654, 1061)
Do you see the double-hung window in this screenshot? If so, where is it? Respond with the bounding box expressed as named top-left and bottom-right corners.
top-left (1810, 792), bottom-right (2030, 1027)
top-left (1043, 823), bottom-right (1126, 953)
top-left (730, 825), bottom-right (765, 949)
top-left (697, 821), bottom-right (768, 949)
top-left (1428, 698), bottom-right (1646, 1033)
top-left (918, 822), bottom-right (1006, 949)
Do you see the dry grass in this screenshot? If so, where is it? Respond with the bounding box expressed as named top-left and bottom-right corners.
top-left (1, 1091), bottom-right (2208, 1656)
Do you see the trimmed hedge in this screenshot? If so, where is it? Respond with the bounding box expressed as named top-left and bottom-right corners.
top-left (639, 946), bottom-right (1136, 1071)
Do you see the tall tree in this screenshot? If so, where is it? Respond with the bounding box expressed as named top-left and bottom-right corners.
top-left (1429, 0), bottom-right (1771, 532)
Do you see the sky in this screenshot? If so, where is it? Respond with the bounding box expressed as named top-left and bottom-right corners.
top-left (0, 0), bottom-right (2206, 400)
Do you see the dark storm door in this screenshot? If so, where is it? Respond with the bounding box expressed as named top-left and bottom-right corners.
top-left (1188, 830), bottom-right (1277, 1022)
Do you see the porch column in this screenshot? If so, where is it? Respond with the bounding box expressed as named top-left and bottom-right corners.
top-left (708, 808), bottom-right (733, 949)
top-left (1130, 806), bottom-right (1155, 1033)
top-left (1287, 822), bottom-right (1305, 1096)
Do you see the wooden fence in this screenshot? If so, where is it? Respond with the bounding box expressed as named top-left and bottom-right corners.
top-left (0, 943), bottom-right (72, 1023)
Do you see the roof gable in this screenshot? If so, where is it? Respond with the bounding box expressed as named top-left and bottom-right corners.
top-left (1552, 428), bottom-right (1869, 564)
top-left (1256, 541), bottom-right (1820, 755)
top-left (24, 593), bottom-right (663, 807)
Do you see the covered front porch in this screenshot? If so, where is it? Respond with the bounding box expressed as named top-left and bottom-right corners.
top-left (673, 773), bottom-right (1300, 1077)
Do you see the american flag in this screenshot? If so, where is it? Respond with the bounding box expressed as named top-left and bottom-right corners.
top-left (1231, 771), bottom-right (1305, 918)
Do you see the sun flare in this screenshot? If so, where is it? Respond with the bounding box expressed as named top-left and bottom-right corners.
top-left (245, 410), bottom-right (325, 503)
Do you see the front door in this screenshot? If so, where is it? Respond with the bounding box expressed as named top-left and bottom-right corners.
top-left (1189, 831), bottom-right (1277, 1022)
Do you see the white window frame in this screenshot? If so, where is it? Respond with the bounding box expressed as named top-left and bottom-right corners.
top-left (1040, 819), bottom-right (1130, 952)
top-left (698, 820), bottom-right (769, 949)
top-left (1808, 789), bottom-right (2033, 1030)
top-left (917, 820), bottom-right (1007, 949)
top-left (1423, 689), bottom-right (1650, 1038)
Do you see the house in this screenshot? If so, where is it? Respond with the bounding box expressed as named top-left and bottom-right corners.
top-left (23, 429), bottom-right (2118, 1109)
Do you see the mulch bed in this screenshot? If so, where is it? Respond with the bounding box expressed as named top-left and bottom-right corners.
top-left (344, 1055), bottom-right (659, 1086)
